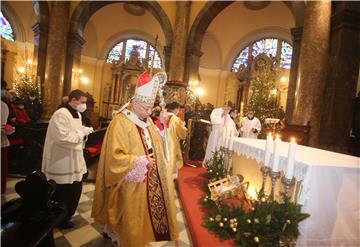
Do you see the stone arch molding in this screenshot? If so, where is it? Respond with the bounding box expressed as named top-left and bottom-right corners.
top-left (1, 2), bottom-right (26, 42)
top-left (99, 30), bottom-right (165, 63)
top-left (69, 1), bottom-right (173, 47)
top-left (224, 27), bottom-right (292, 71)
top-left (185, 1), bottom-right (304, 81)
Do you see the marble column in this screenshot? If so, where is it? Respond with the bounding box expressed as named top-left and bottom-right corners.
top-left (184, 47), bottom-right (203, 83)
top-left (63, 32), bottom-right (86, 95)
top-left (285, 27), bottom-right (302, 123)
top-left (32, 22), bottom-right (49, 102)
top-left (42, 2), bottom-right (69, 120)
top-left (169, 1), bottom-right (191, 82)
top-left (318, 2), bottom-right (360, 152)
top-left (292, 1), bottom-right (331, 146)
top-left (163, 45), bottom-right (172, 74)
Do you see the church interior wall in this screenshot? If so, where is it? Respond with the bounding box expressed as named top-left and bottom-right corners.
top-left (188, 1), bottom-right (207, 33)
top-left (2, 1), bottom-right (37, 89)
top-left (157, 1), bottom-right (176, 29)
top-left (196, 1), bottom-right (294, 109)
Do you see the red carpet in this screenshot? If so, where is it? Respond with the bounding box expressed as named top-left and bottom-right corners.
top-left (177, 165), bottom-right (234, 247)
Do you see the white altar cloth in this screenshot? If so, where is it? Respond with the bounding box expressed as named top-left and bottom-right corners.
top-left (230, 137), bottom-right (360, 247)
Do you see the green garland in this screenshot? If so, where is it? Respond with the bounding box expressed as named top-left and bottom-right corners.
top-left (201, 152), bottom-right (310, 247)
top-left (204, 149), bottom-right (229, 182)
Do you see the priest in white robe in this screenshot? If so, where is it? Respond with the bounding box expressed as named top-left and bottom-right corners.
top-left (241, 109), bottom-right (261, 139)
top-left (203, 101), bottom-right (237, 164)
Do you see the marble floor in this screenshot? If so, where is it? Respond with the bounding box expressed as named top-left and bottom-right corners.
top-left (3, 177), bottom-right (193, 247)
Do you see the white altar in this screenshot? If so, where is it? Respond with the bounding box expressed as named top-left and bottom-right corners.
top-left (230, 137), bottom-right (360, 247)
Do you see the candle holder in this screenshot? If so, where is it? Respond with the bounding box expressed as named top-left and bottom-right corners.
top-left (259, 166), bottom-right (271, 197)
top-left (269, 171), bottom-right (280, 202)
top-left (281, 176), bottom-right (295, 198)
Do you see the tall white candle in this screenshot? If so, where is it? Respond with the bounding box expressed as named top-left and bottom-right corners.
top-left (264, 132), bottom-right (273, 167)
top-left (285, 138), bottom-right (297, 179)
top-left (272, 135), bottom-right (282, 172)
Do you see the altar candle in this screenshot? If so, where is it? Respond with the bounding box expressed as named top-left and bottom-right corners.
top-left (285, 138), bottom-right (297, 179)
top-left (272, 135), bottom-right (281, 172)
top-left (264, 132), bottom-right (273, 167)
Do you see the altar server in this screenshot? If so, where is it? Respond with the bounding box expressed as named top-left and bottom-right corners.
top-left (203, 101), bottom-right (237, 164)
top-left (241, 109), bottom-right (262, 139)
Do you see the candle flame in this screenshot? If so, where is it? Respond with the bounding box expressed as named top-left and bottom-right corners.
top-left (267, 132), bottom-right (272, 137)
top-left (291, 137), bottom-right (296, 143)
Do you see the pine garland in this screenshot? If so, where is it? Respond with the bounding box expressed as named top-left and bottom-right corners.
top-left (201, 152), bottom-right (310, 247)
top-left (203, 149), bottom-right (229, 182)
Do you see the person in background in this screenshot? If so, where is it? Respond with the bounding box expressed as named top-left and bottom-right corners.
top-left (24, 92), bottom-right (43, 123)
top-left (240, 109), bottom-right (261, 139)
top-left (161, 102), bottom-right (187, 179)
top-left (150, 104), bottom-right (161, 123)
top-left (42, 89), bottom-right (94, 229)
top-left (58, 95), bottom-right (69, 109)
top-left (1, 100), bottom-right (15, 194)
top-left (11, 100), bottom-right (31, 126)
top-left (203, 101), bottom-right (235, 164)
top-left (1, 80), bottom-right (16, 125)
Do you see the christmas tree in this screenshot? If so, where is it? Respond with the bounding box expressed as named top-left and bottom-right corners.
top-left (13, 50), bottom-right (41, 101)
top-left (13, 70), bottom-right (40, 101)
top-left (245, 56), bottom-right (285, 138)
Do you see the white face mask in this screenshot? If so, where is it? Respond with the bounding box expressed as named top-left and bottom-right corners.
top-left (76, 103), bottom-right (87, 112)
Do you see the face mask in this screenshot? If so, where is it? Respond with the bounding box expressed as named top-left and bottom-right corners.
top-left (76, 103), bottom-right (87, 112)
top-left (29, 96), bottom-right (36, 101)
top-left (247, 115), bottom-right (254, 120)
top-left (18, 105), bottom-right (25, 110)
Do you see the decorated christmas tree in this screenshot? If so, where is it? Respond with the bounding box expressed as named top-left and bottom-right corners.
top-left (13, 49), bottom-right (41, 101)
top-left (245, 55), bottom-right (285, 137)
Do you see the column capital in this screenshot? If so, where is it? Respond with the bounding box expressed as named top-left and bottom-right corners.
top-left (68, 32), bottom-right (86, 48)
top-left (331, 9), bottom-right (360, 32)
top-left (186, 46), bottom-right (203, 58)
top-left (290, 27), bottom-right (303, 42)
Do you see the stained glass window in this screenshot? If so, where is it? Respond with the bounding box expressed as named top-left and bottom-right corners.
top-left (0, 11), bottom-right (15, 41)
top-left (107, 38), bottom-right (162, 68)
top-left (231, 46), bottom-right (249, 72)
top-left (280, 41), bottom-right (292, 69)
top-left (252, 38), bottom-right (277, 58)
top-left (231, 38), bottom-right (292, 71)
top-left (107, 42), bottom-right (124, 63)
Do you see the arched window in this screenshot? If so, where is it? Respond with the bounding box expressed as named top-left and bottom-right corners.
top-left (106, 38), bottom-right (162, 68)
top-left (231, 38), bottom-right (292, 71)
top-left (0, 11), bottom-right (15, 41)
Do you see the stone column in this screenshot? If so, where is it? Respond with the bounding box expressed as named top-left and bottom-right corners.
top-left (32, 22), bottom-right (49, 101)
top-left (63, 32), bottom-right (86, 95)
top-left (292, 1), bottom-right (331, 146)
top-left (163, 45), bottom-right (172, 74)
top-left (285, 27), bottom-right (302, 123)
top-left (318, 2), bottom-right (360, 152)
top-left (169, 1), bottom-right (191, 81)
top-left (42, 2), bottom-right (70, 120)
top-left (184, 47), bottom-right (203, 83)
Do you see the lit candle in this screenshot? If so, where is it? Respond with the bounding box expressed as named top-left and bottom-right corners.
top-left (272, 135), bottom-right (282, 172)
top-left (264, 132), bottom-right (273, 167)
top-left (285, 138), bottom-right (297, 179)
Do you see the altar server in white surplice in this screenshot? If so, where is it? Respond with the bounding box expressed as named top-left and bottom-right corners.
top-left (241, 109), bottom-right (261, 139)
top-left (203, 101), bottom-right (235, 164)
